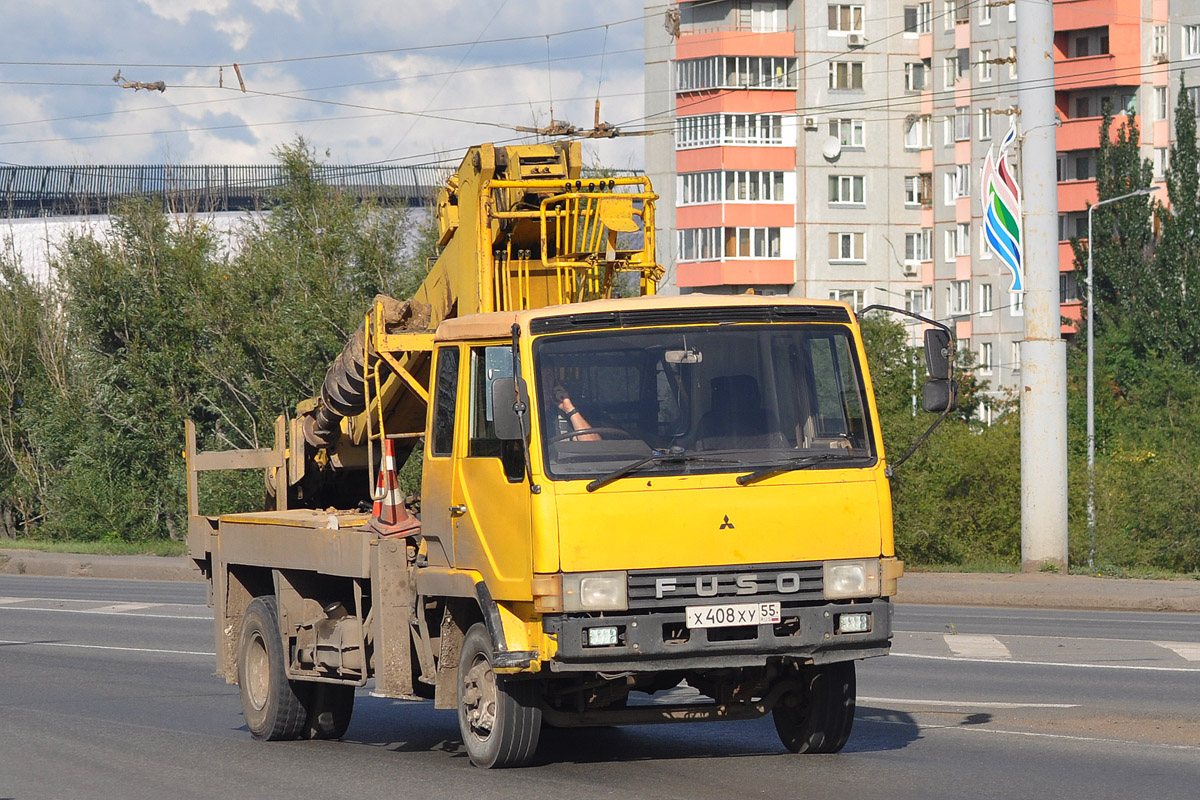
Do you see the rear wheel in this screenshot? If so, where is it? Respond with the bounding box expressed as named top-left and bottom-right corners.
top-left (238, 596), bottom-right (311, 741)
top-left (457, 623), bottom-right (542, 768)
top-left (305, 683), bottom-right (355, 740)
top-left (772, 660), bottom-right (856, 754)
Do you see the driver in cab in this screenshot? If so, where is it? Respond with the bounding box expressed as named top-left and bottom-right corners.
top-left (542, 367), bottom-right (600, 442)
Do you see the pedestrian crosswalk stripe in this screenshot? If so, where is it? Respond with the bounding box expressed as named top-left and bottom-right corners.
top-left (944, 633), bottom-right (1012, 659)
top-left (1153, 641), bottom-right (1200, 661)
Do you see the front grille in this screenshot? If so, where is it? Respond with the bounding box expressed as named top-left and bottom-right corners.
top-left (627, 562), bottom-right (824, 611)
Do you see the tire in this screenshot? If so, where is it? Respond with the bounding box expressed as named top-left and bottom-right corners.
top-left (237, 596), bottom-right (311, 741)
top-left (305, 683), bottom-right (355, 740)
top-left (772, 660), bottom-right (856, 754)
top-left (457, 622), bottom-right (542, 768)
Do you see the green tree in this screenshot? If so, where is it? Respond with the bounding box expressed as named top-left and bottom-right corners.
top-left (1153, 75), bottom-right (1200, 364)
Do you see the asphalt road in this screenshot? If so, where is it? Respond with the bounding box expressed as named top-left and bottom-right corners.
top-left (1, 576), bottom-right (1198, 800)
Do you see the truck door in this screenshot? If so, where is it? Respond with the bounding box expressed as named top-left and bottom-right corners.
top-left (450, 344), bottom-right (532, 600)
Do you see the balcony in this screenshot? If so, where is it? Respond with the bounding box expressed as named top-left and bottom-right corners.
top-left (1057, 179), bottom-right (1098, 212)
top-left (676, 259), bottom-right (795, 288)
top-left (676, 31), bottom-right (795, 60)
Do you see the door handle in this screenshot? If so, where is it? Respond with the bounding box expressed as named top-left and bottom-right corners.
top-left (449, 504), bottom-right (467, 517)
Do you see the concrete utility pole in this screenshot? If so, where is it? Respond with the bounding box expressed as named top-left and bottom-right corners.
top-left (1016, 0), bottom-right (1069, 572)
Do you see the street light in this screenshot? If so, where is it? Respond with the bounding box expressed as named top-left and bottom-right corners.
top-left (1086, 185), bottom-right (1159, 569)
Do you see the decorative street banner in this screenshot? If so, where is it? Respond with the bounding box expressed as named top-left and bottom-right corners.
top-left (981, 122), bottom-right (1024, 293)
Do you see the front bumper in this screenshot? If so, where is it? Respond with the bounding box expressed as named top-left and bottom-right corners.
top-left (543, 598), bottom-right (893, 672)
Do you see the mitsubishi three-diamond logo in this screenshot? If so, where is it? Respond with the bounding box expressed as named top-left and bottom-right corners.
top-left (719, 514), bottom-right (735, 530)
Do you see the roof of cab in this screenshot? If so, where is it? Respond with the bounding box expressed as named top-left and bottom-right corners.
top-left (433, 293), bottom-right (852, 342)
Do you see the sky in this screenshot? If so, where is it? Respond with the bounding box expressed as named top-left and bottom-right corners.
top-left (0, 1), bottom-right (653, 171)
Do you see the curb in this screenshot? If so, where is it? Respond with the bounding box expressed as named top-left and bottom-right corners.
top-left (3, 548), bottom-right (1199, 611)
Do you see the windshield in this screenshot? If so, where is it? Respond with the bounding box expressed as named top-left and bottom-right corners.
top-left (533, 323), bottom-right (876, 480)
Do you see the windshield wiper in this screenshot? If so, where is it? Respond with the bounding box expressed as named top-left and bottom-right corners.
top-left (585, 449), bottom-right (740, 492)
top-left (735, 453), bottom-right (858, 487)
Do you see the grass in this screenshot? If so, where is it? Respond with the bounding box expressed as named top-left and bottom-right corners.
top-left (0, 538), bottom-right (187, 557)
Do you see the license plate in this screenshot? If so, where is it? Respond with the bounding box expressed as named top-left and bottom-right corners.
top-left (685, 601), bottom-right (781, 629)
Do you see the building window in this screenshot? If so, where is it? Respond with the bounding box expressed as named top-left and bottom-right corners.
top-left (725, 227), bottom-right (783, 258)
top-left (949, 280), bottom-right (971, 315)
top-left (905, 229), bottom-right (932, 262)
top-left (980, 283), bottom-right (994, 315)
top-left (955, 0), bottom-right (969, 24)
top-left (828, 4), bottom-right (865, 34)
top-left (677, 227), bottom-right (722, 261)
top-left (979, 342), bottom-right (994, 374)
top-left (829, 232), bottom-right (865, 262)
top-left (980, 1), bottom-right (992, 24)
top-left (1185, 25), bottom-right (1200, 58)
top-left (1011, 341), bottom-right (1022, 371)
top-left (829, 118), bottom-right (865, 147)
top-left (746, 0), bottom-right (787, 32)
top-left (943, 55), bottom-right (958, 89)
top-left (943, 0), bottom-right (955, 31)
top-left (905, 4), bottom-right (932, 34)
top-left (956, 164), bottom-right (971, 197)
top-left (1189, 86), bottom-right (1200, 116)
top-left (905, 61), bottom-right (929, 91)
top-left (1154, 25), bottom-right (1167, 55)
top-left (905, 114), bottom-right (932, 149)
top-left (1156, 147), bottom-right (1169, 178)
top-left (955, 222), bottom-right (971, 256)
top-left (829, 289), bottom-right (866, 312)
top-left (829, 61), bottom-right (864, 90)
top-left (724, 170), bottom-right (788, 201)
top-left (679, 171), bottom-right (720, 205)
top-left (905, 289), bottom-right (926, 313)
top-left (904, 174), bottom-right (932, 206)
top-left (1010, 291), bottom-right (1024, 316)
top-left (676, 56), bottom-right (799, 92)
top-left (1154, 86), bottom-right (1168, 120)
top-left (675, 114), bottom-right (787, 149)
top-left (978, 107), bottom-right (992, 140)
top-left (1069, 28), bottom-right (1110, 59)
top-left (1060, 272), bottom-right (1080, 304)
top-left (978, 49), bottom-right (993, 82)
top-left (943, 229), bottom-right (956, 262)
top-left (829, 175), bottom-right (866, 204)
top-left (954, 106), bottom-right (971, 140)
top-left (1008, 1), bottom-right (1016, 22)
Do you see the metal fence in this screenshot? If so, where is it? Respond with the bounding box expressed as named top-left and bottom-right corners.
top-left (0, 163), bottom-right (454, 219)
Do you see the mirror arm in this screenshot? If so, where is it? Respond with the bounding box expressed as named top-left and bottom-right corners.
top-left (885, 403), bottom-right (953, 477)
top-left (510, 324), bottom-right (540, 494)
top-left (859, 304), bottom-right (952, 339)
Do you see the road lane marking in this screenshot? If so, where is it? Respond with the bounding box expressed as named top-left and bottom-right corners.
top-left (0, 597), bottom-right (31, 604)
top-left (0, 638), bottom-right (214, 657)
top-left (892, 652), bottom-right (1200, 673)
top-left (944, 633), bottom-right (1011, 659)
top-left (83, 602), bottom-right (159, 613)
top-left (860, 696), bottom-right (1079, 709)
top-left (1153, 641), bottom-right (1200, 661)
top-left (865, 716), bottom-right (1200, 752)
top-left (0, 605), bottom-right (206, 621)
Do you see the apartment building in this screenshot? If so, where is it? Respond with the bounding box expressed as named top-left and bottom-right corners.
top-left (645, 0), bottom-right (1191, 400)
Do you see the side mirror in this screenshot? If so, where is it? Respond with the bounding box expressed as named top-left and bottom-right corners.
top-left (924, 328), bottom-right (952, 381)
top-left (491, 377), bottom-right (530, 441)
top-left (922, 379), bottom-right (958, 413)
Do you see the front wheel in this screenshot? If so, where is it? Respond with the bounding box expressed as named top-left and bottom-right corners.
top-left (238, 596), bottom-right (311, 741)
top-left (772, 660), bottom-right (856, 754)
top-left (457, 623), bottom-right (542, 768)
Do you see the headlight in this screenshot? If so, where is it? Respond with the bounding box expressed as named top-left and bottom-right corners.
top-left (563, 571), bottom-right (628, 612)
top-left (823, 559), bottom-right (881, 600)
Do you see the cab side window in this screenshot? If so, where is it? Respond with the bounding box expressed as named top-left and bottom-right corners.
top-left (431, 346), bottom-right (459, 457)
top-left (468, 345), bottom-right (523, 481)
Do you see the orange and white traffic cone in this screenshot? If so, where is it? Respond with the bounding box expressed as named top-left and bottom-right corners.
top-left (364, 439), bottom-right (421, 538)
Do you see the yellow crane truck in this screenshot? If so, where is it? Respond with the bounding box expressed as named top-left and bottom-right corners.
top-left (185, 141), bottom-right (956, 768)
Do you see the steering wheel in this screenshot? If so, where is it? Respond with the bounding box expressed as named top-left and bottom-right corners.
top-left (549, 427), bottom-right (633, 443)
